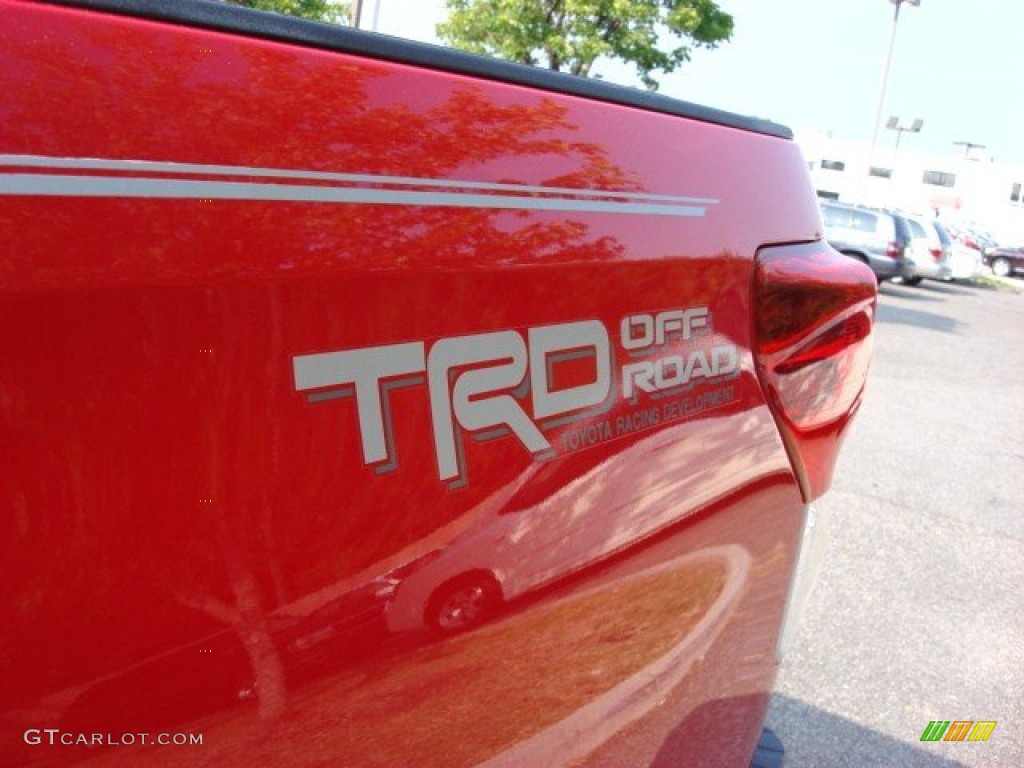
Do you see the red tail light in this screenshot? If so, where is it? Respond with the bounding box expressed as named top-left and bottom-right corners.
top-left (753, 242), bottom-right (877, 501)
top-left (930, 246), bottom-right (942, 262)
top-left (885, 241), bottom-right (902, 259)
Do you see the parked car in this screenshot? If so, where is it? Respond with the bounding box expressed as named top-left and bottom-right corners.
top-left (939, 220), bottom-right (985, 280)
top-left (984, 245), bottom-right (1024, 277)
top-left (895, 211), bottom-right (951, 285)
top-left (931, 217), bottom-right (955, 276)
top-left (2, 2), bottom-right (877, 767)
top-left (820, 200), bottom-right (912, 282)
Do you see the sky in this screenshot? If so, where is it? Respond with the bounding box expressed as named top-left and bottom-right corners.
top-left (363, 0), bottom-right (1024, 165)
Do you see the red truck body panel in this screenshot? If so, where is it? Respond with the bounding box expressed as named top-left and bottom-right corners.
top-left (0, 2), bottom-right (874, 766)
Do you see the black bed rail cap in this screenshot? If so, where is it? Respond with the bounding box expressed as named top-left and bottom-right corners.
top-left (48, 0), bottom-right (793, 140)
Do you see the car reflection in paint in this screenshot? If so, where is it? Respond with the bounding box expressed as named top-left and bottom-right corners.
top-left (58, 576), bottom-right (398, 734)
top-left (385, 401), bottom-right (789, 636)
top-left (269, 576), bottom-right (398, 672)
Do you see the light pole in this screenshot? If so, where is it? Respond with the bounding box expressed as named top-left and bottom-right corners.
top-left (867, 1), bottom-right (921, 169)
top-left (887, 116), bottom-right (923, 152)
top-left (952, 140), bottom-right (986, 160)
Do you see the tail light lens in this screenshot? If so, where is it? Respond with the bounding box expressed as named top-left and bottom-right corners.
top-left (754, 242), bottom-right (877, 501)
top-left (885, 241), bottom-right (902, 259)
top-left (929, 246), bottom-right (942, 262)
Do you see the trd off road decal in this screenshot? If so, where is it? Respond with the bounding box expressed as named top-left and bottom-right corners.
top-left (293, 307), bottom-right (740, 487)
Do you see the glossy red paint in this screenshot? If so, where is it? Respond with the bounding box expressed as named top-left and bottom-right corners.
top-left (753, 243), bottom-right (877, 500)
top-left (2, 2), bottom-right (866, 766)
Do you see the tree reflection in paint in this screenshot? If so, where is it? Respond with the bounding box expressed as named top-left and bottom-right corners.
top-left (0, 7), bottom-right (643, 733)
top-left (1, 16), bottom-right (636, 290)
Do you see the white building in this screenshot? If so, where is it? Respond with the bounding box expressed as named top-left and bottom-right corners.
top-left (797, 132), bottom-right (1024, 244)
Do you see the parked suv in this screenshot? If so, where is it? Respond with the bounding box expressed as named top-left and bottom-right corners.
top-left (897, 211), bottom-right (951, 284)
top-left (939, 220), bottom-right (985, 280)
top-left (820, 200), bottom-right (911, 282)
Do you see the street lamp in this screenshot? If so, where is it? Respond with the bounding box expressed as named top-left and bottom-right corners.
top-left (351, 0), bottom-right (384, 31)
top-left (886, 116), bottom-right (923, 151)
top-left (868, 1), bottom-right (921, 167)
top-left (952, 140), bottom-right (986, 160)
top-left (350, 0), bottom-right (365, 28)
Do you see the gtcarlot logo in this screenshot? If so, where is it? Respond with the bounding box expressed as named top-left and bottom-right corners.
top-left (24, 729), bottom-right (203, 747)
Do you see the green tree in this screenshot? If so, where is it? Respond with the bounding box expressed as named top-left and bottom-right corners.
top-left (438, 0), bottom-right (733, 90)
top-left (222, 0), bottom-right (349, 24)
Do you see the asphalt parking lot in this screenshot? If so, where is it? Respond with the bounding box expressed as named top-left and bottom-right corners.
top-left (764, 275), bottom-right (1024, 766)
